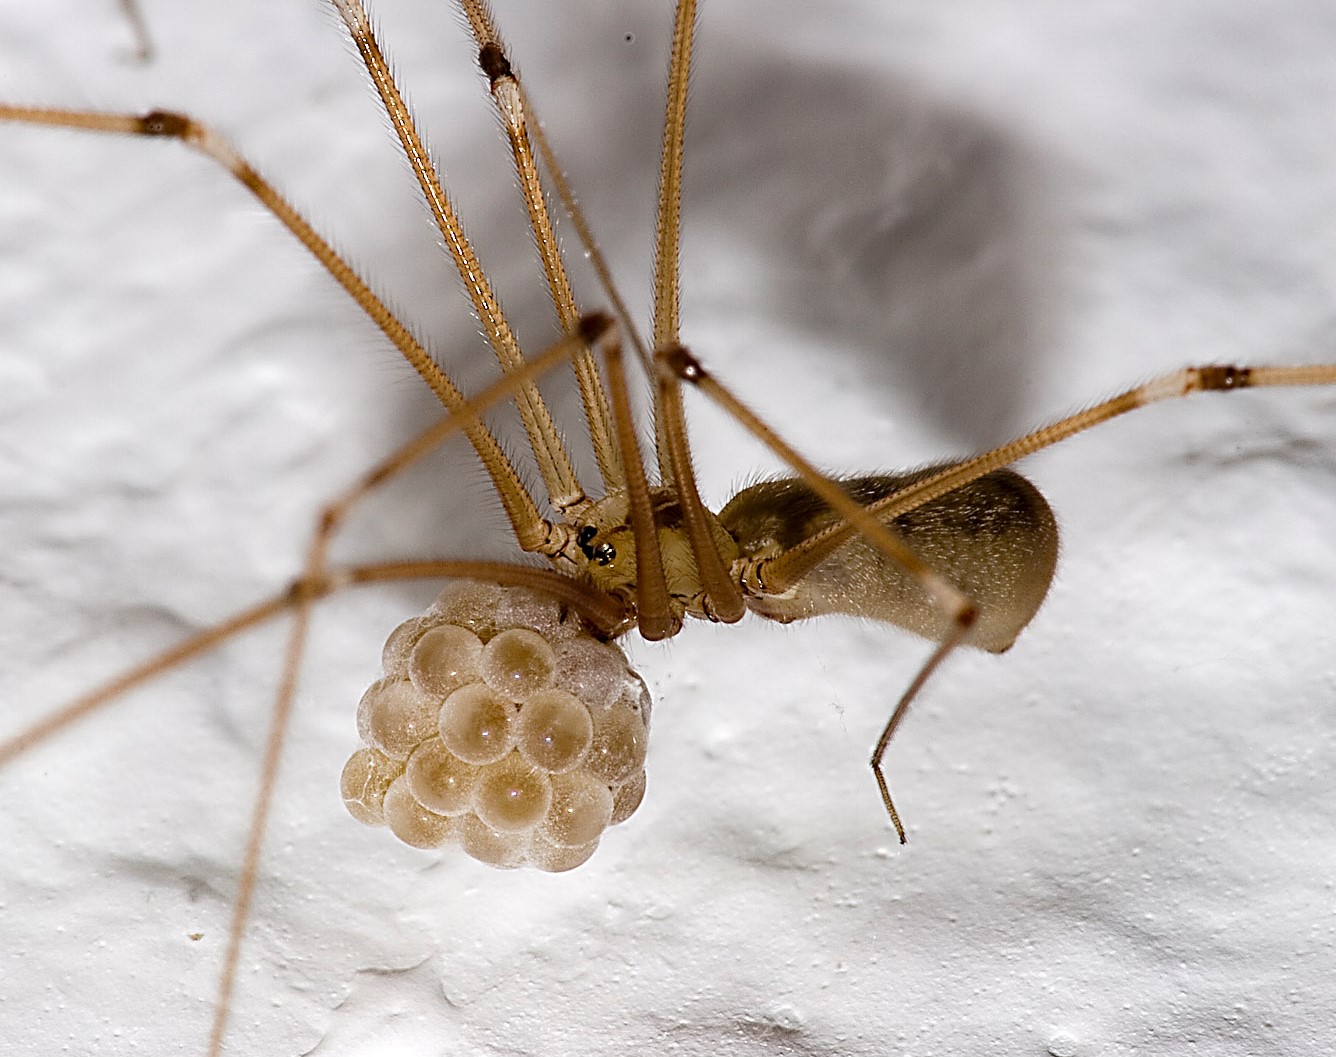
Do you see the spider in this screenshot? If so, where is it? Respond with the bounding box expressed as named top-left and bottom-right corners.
top-left (3, 1), bottom-right (1335, 1055)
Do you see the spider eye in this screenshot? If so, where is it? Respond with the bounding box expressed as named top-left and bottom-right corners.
top-left (576, 524), bottom-right (608, 562)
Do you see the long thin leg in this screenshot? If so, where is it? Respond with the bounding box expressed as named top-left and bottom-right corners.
top-left (773, 363), bottom-right (1336, 585)
top-left (330, 0), bottom-right (589, 515)
top-left (869, 633), bottom-right (966, 843)
top-left (0, 102), bottom-right (558, 558)
top-left (596, 322), bottom-right (676, 640)
top-left (524, 91), bottom-right (656, 379)
top-left (651, 0), bottom-right (698, 486)
top-left (636, 0), bottom-right (750, 624)
top-left (0, 558), bottom-right (620, 770)
top-left (652, 0), bottom-right (695, 356)
top-left (655, 345), bottom-right (747, 623)
top-left (206, 545), bottom-right (317, 1057)
top-left (663, 346), bottom-right (979, 841)
top-left (459, 0), bottom-right (626, 497)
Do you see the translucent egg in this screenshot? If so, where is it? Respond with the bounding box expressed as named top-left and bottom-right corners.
top-left (357, 678), bottom-right (445, 760)
top-left (380, 614), bottom-right (433, 677)
top-left (611, 671), bottom-right (653, 729)
top-left (480, 628), bottom-right (556, 701)
top-left (352, 582), bottom-right (656, 870)
top-left (553, 637), bottom-right (626, 713)
top-left (339, 747), bottom-right (402, 826)
top-left (496, 588), bottom-right (570, 643)
top-left (540, 770), bottom-right (614, 847)
top-left (383, 775), bottom-right (455, 849)
top-left (459, 812), bottom-right (529, 869)
top-left (437, 683), bottom-right (514, 764)
top-left (610, 768), bottom-right (647, 825)
top-left (514, 689), bottom-right (593, 773)
top-left (529, 834), bottom-right (599, 873)
top-left (408, 624), bottom-right (484, 697)
top-left (473, 753), bottom-right (553, 833)
top-left (405, 737), bottom-right (480, 816)
top-left (429, 581), bottom-right (503, 638)
top-left (584, 705), bottom-right (648, 785)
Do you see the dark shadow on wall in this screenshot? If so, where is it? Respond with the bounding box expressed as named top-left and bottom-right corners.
top-left (689, 54), bottom-right (1057, 454)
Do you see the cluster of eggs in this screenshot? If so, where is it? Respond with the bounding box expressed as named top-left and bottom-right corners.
top-left (340, 581), bottom-right (649, 871)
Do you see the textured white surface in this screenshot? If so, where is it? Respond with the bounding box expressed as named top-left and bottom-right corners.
top-left (2, 1), bottom-right (1335, 1055)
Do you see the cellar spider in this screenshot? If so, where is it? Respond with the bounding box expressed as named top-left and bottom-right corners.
top-left (4, 0), bottom-right (1336, 1055)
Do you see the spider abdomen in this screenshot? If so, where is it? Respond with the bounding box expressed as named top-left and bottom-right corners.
top-left (720, 467), bottom-right (1059, 653)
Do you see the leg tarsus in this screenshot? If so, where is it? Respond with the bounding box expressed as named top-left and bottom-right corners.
top-left (869, 623), bottom-right (973, 847)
